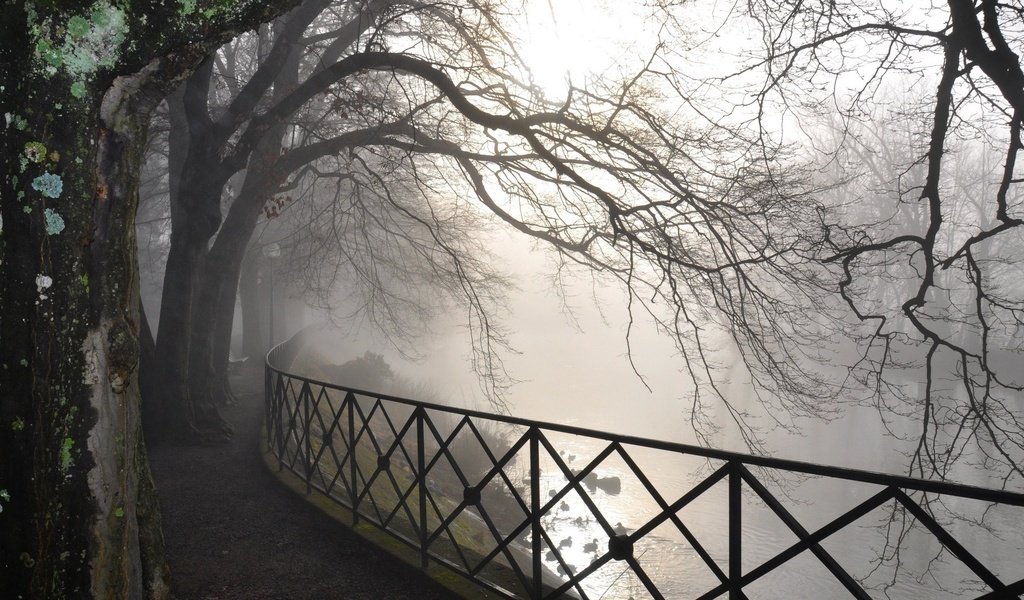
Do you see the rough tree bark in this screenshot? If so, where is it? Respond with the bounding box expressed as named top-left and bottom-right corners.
top-left (0, 1), bottom-right (299, 597)
top-left (0, 50), bottom-right (174, 600)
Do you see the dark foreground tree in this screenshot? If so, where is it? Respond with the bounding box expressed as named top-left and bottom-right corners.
top-left (0, 2), bottom-right (302, 597)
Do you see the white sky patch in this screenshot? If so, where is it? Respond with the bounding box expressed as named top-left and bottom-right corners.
top-left (516, 0), bottom-right (653, 98)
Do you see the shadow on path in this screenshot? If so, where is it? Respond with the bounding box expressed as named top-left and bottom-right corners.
top-left (150, 372), bottom-right (460, 600)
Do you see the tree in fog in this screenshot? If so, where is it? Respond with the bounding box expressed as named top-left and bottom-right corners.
top-left (144, 0), bottom-right (827, 447)
top-left (701, 0), bottom-right (1024, 482)
top-left (143, 0), bottom-right (519, 440)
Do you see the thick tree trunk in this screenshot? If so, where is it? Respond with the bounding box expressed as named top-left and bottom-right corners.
top-left (0, 2), bottom-right (304, 597)
top-left (187, 255), bottom-right (243, 408)
top-left (152, 219), bottom-right (234, 441)
top-left (0, 50), bottom-right (170, 600)
top-left (150, 68), bottom-right (235, 442)
top-left (187, 167), bottom-right (278, 408)
top-left (211, 275), bottom-right (240, 400)
top-left (185, 37), bottom-right (300, 408)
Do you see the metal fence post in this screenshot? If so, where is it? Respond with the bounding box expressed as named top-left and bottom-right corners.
top-left (530, 427), bottom-right (542, 600)
top-left (264, 364), bottom-right (272, 451)
top-left (347, 391), bottom-right (358, 525)
top-left (729, 461), bottom-right (742, 599)
top-left (273, 373), bottom-right (284, 472)
top-left (417, 406), bottom-right (429, 568)
top-left (303, 382), bottom-right (312, 494)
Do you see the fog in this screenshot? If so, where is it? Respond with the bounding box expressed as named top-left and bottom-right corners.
top-left (295, 226), bottom-right (923, 472)
top-left (127, 0), bottom-right (1024, 597)
top-left (272, 228), bottom-right (1020, 599)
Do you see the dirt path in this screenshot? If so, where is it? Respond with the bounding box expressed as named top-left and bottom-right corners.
top-left (149, 372), bottom-right (460, 600)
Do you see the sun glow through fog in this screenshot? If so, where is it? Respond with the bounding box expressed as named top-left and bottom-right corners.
top-left (516, 0), bottom-right (649, 98)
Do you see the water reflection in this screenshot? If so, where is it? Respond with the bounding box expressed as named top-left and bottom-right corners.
top-left (508, 429), bottom-right (1024, 599)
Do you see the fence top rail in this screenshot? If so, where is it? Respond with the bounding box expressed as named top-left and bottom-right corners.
top-left (266, 342), bottom-right (1024, 507)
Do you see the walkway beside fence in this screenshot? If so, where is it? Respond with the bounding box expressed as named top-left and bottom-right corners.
top-left (149, 371), bottom-right (459, 600)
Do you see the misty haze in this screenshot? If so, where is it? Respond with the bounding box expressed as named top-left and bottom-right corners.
top-left (3, 1), bottom-right (1024, 599)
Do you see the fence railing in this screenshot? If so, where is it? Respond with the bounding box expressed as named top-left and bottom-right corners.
top-left (264, 340), bottom-right (1024, 599)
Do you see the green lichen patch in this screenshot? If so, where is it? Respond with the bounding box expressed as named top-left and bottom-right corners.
top-left (31, 172), bottom-right (62, 198)
top-left (66, 15), bottom-right (91, 39)
top-left (28, 2), bottom-right (129, 94)
top-left (60, 437), bottom-right (75, 472)
top-left (24, 141), bottom-right (47, 163)
top-left (35, 38), bottom-right (63, 69)
top-left (44, 208), bottom-right (65, 235)
top-left (59, 3), bottom-right (128, 77)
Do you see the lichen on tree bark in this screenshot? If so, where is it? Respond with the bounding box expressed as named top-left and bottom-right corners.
top-left (0, 1), bottom-right (301, 597)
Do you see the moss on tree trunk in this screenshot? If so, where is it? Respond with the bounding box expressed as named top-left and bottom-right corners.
top-left (0, 1), bottom-right (300, 597)
top-left (0, 50), bottom-right (170, 598)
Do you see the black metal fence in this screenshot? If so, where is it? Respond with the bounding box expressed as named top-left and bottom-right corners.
top-left (265, 340), bottom-right (1024, 599)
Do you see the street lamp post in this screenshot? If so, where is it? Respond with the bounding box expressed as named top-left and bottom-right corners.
top-left (263, 243), bottom-right (281, 350)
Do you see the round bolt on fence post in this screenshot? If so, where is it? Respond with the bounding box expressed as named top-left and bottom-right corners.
top-left (608, 534), bottom-right (633, 561)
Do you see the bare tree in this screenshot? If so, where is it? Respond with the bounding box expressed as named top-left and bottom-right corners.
top-left (693, 0), bottom-right (1024, 483)
top-left (16, 2), bottom-right (1024, 596)
top-left (145, 0), bottom-right (521, 439)
top-left (143, 0), bottom-right (833, 451)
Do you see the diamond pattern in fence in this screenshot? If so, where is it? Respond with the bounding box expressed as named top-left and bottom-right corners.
top-left (265, 350), bottom-right (1024, 600)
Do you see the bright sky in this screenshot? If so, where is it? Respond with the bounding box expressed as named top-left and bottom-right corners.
top-left (515, 0), bottom-right (653, 98)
